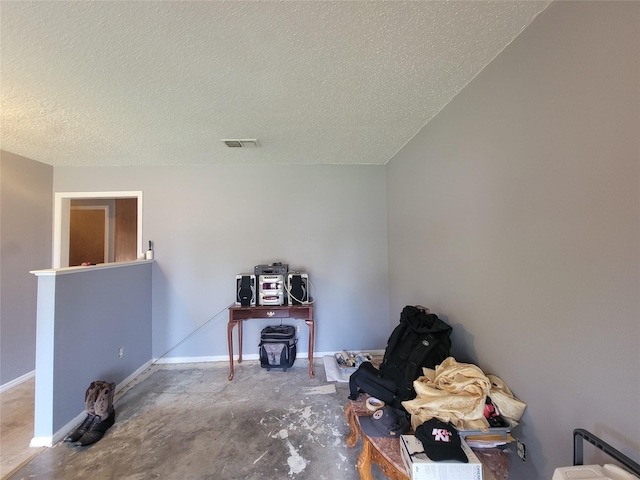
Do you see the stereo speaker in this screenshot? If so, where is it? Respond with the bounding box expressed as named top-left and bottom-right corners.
top-left (235, 274), bottom-right (256, 306)
top-left (287, 273), bottom-right (309, 305)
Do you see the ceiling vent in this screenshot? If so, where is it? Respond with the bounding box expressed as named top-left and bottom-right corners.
top-left (222, 139), bottom-right (259, 148)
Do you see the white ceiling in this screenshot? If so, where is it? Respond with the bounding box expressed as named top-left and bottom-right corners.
top-left (0, 1), bottom-right (550, 167)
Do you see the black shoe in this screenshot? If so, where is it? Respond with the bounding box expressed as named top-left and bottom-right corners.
top-left (75, 408), bottom-right (115, 446)
top-left (64, 414), bottom-right (96, 443)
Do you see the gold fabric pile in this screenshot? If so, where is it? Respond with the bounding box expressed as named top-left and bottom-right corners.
top-left (402, 357), bottom-right (526, 431)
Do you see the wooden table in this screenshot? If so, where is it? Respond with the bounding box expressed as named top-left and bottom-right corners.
top-left (345, 395), bottom-right (508, 480)
top-left (227, 304), bottom-right (315, 380)
top-left (345, 398), bottom-right (414, 480)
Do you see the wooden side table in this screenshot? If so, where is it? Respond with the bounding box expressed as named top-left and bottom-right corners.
top-left (346, 398), bottom-right (410, 480)
top-left (345, 395), bottom-right (507, 480)
top-left (227, 304), bottom-right (315, 380)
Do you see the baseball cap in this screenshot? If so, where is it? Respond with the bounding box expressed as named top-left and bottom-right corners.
top-left (359, 406), bottom-right (410, 438)
top-left (414, 419), bottom-right (468, 463)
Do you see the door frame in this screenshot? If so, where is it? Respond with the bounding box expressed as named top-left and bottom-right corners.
top-left (54, 191), bottom-right (143, 268)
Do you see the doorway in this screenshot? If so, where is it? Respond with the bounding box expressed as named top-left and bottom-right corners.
top-left (54, 191), bottom-right (143, 268)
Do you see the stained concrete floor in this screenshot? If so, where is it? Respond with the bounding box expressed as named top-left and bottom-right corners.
top-left (7, 360), bottom-right (387, 480)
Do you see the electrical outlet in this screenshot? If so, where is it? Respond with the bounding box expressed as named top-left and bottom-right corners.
top-left (118, 347), bottom-right (124, 358)
top-left (296, 324), bottom-right (300, 333)
top-left (516, 439), bottom-right (526, 461)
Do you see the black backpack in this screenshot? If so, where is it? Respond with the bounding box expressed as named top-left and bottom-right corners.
top-left (377, 305), bottom-right (452, 406)
top-left (259, 325), bottom-right (297, 372)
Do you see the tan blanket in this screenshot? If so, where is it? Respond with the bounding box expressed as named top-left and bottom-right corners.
top-left (402, 357), bottom-right (492, 430)
top-left (487, 374), bottom-right (526, 422)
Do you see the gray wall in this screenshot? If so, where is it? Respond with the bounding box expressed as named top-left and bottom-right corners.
top-left (386, 2), bottom-right (639, 479)
top-left (53, 164), bottom-right (390, 360)
top-left (0, 150), bottom-right (53, 385)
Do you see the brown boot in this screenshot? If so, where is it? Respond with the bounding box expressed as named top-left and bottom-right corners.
top-left (64, 381), bottom-right (103, 443)
top-left (74, 407), bottom-right (115, 446)
top-left (76, 382), bottom-right (116, 447)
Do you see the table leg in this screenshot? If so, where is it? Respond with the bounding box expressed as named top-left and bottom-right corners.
top-left (357, 436), bottom-right (375, 480)
top-left (345, 402), bottom-right (359, 448)
top-left (237, 318), bottom-right (243, 363)
top-left (306, 318), bottom-right (314, 378)
top-left (227, 318), bottom-right (236, 381)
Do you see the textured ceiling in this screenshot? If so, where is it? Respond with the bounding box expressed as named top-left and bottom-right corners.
top-left (0, 1), bottom-right (550, 167)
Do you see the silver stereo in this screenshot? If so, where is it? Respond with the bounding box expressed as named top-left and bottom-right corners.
top-left (259, 274), bottom-right (285, 306)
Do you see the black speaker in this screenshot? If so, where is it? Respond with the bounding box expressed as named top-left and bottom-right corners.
top-left (235, 274), bottom-right (256, 306)
top-left (287, 273), bottom-right (309, 305)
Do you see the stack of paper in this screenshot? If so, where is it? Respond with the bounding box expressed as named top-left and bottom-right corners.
top-left (462, 433), bottom-right (515, 449)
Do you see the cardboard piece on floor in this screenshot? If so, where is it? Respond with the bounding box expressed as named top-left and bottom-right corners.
top-left (323, 355), bottom-right (354, 382)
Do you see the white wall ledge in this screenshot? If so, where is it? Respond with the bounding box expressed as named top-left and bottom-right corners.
top-left (30, 259), bottom-right (153, 276)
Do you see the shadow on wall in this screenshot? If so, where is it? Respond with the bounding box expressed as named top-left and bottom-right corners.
top-left (445, 316), bottom-right (480, 365)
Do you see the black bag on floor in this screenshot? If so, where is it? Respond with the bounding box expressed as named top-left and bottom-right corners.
top-left (259, 325), bottom-right (297, 371)
top-left (348, 361), bottom-right (398, 405)
top-left (348, 305), bottom-right (452, 409)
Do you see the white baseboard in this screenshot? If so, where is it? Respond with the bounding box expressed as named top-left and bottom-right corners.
top-left (30, 409), bottom-right (88, 448)
top-left (153, 350), bottom-right (385, 365)
top-left (0, 370), bottom-right (35, 393)
top-left (114, 359), bottom-right (155, 395)
top-left (153, 355), bottom-right (229, 364)
top-left (30, 435), bottom-right (54, 448)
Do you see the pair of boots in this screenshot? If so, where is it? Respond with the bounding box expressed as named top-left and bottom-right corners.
top-left (64, 380), bottom-right (116, 446)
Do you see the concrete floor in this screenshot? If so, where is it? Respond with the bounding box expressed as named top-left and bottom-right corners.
top-left (6, 360), bottom-right (387, 480)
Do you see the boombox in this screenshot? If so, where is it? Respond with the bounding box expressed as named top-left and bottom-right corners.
top-left (235, 274), bottom-right (256, 306)
top-left (236, 265), bottom-right (311, 307)
top-left (287, 273), bottom-right (310, 305)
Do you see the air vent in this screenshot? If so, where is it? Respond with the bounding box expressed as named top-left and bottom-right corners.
top-left (221, 139), bottom-right (259, 148)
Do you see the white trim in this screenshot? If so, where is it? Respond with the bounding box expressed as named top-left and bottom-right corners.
top-left (53, 191), bottom-right (143, 268)
top-left (31, 259), bottom-right (152, 277)
top-left (0, 370), bottom-right (35, 393)
top-left (30, 436), bottom-right (54, 448)
top-left (153, 355), bottom-right (231, 364)
top-left (152, 350), bottom-right (386, 365)
top-left (116, 360), bottom-right (155, 394)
